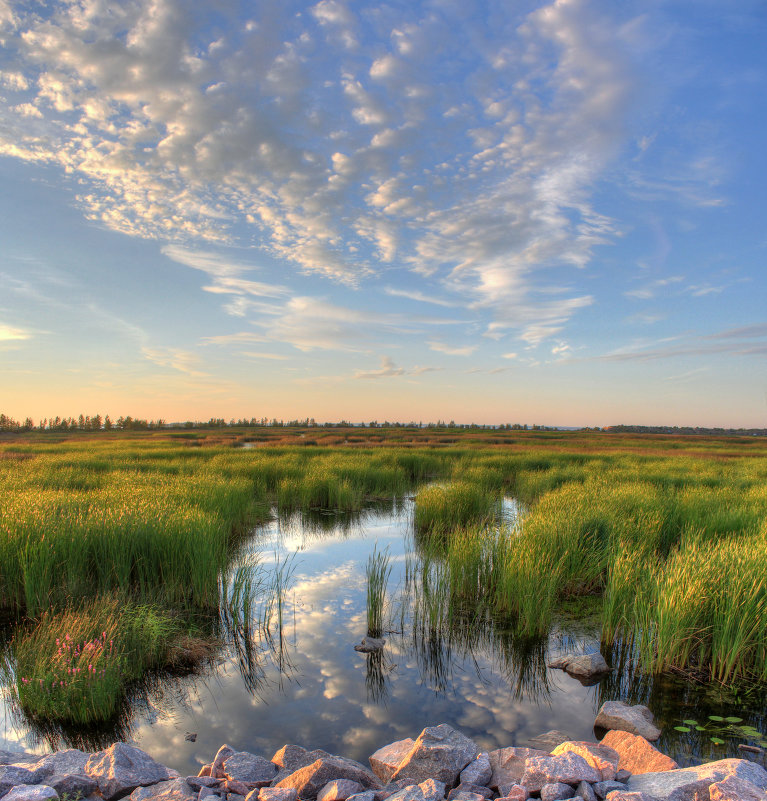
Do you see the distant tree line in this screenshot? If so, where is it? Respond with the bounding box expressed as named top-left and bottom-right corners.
top-left (605, 424), bottom-right (767, 437)
top-left (1, 412), bottom-right (556, 433)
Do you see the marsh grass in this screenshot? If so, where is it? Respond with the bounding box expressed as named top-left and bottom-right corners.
top-left (3, 598), bottom-right (185, 724)
top-left (414, 482), bottom-right (497, 534)
top-left (366, 546), bottom-right (392, 638)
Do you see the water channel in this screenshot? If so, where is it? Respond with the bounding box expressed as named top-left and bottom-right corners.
top-left (1, 497), bottom-right (765, 774)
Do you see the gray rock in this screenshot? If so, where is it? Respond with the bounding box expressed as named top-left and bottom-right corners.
top-left (30, 751), bottom-right (91, 781)
top-left (495, 787), bottom-right (528, 801)
top-left (488, 748), bottom-right (548, 790)
top-left (197, 789), bottom-right (218, 801)
top-left (212, 749), bottom-right (237, 781)
top-left (223, 754), bottom-right (277, 787)
top-left (391, 726), bottom-right (479, 787)
top-left (604, 793), bottom-right (654, 801)
top-left (0, 766), bottom-right (42, 794)
top-left (274, 755), bottom-right (381, 799)
top-left (318, 780), bottom-right (365, 801)
top-left (370, 742), bottom-right (415, 784)
top-left (521, 754), bottom-right (602, 793)
top-left (551, 742), bottom-right (620, 782)
top-left (548, 653), bottom-right (610, 680)
top-left (47, 772), bottom-right (100, 797)
top-left (86, 743), bottom-right (176, 800)
top-left (2, 788), bottom-right (58, 801)
top-left (627, 758), bottom-right (767, 800)
top-left (575, 781), bottom-right (597, 801)
top-left (614, 771), bottom-right (631, 784)
top-left (386, 779), bottom-right (446, 801)
top-left (256, 789), bottom-right (297, 801)
top-left (130, 780), bottom-right (197, 801)
top-left (271, 748), bottom-right (312, 772)
top-left (594, 703), bottom-right (661, 742)
top-left (355, 638), bottom-right (386, 653)
top-left (187, 779), bottom-right (223, 791)
top-left (445, 793), bottom-right (483, 801)
top-left (527, 733), bottom-right (573, 754)
top-left (451, 785), bottom-right (491, 799)
top-left (0, 753), bottom-right (38, 767)
top-left (229, 795), bottom-right (245, 801)
top-left (458, 755), bottom-right (491, 788)
top-left (540, 783), bottom-right (573, 801)
top-left (709, 775), bottom-right (767, 800)
top-left (346, 794), bottom-right (376, 801)
top-left (592, 782), bottom-right (627, 799)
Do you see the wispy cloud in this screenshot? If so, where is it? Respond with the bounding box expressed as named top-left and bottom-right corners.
top-left (427, 340), bottom-right (477, 357)
top-left (141, 346), bottom-right (208, 377)
top-left (384, 287), bottom-right (458, 308)
top-left (0, 323), bottom-right (32, 342)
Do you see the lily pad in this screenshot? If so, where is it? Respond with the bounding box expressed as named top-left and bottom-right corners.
top-left (682, 719), bottom-right (699, 726)
top-left (674, 726), bottom-right (691, 733)
top-left (709, 715), bottom-right (725, 722)
top-left (724, 716), bottom-right (744, 723)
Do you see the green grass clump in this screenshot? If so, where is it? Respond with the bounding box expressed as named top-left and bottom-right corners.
top-left (366, 546), bottom-right (392, 638)
top-left (414, 482), bottom-right (497, 534)
top-left (5, 598), bottom-right (189, 724)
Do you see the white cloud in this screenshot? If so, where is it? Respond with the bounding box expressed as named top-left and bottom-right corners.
top-left (354, 356), bottom-right (405, 379)
top-left (0, 323), bottom-right (31, 342)
top-left (427, 341), bottom-right (477, 357)
top-left (1, 0), bottom-right (639, 343)
top-left (141, 346), bottom-right (208, 376)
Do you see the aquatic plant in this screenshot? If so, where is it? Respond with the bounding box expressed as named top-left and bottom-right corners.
top-left (366, 545), bottom-right (392, 638)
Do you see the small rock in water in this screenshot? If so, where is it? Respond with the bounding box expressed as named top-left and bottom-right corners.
top-left (354, 637), bottom-right (386, 653)
top-left (594, 702), bottom-right (661, 742)
top-left (186, 734), bottom-right (198, 743)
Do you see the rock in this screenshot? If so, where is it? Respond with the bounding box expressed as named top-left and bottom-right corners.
top-left (226, 781), bottom-right (251, 796)
top-left (496, 787), bottom-right (527, 801)
top-left (540, 783), bottom-right (574, 801)
top-left (627, 758), bottom-right (767, 800)
top-left (197, 789), bottom-right (218, 801)
top-left (487, 748), bottom-right (548, 790)
top-left (575, 781), bottom-right (597, 801)
top-left (257, 789), bottom-right (297, 801)
top-left (444, 793), bottom-right (483, 801)
top-left (450, 785), bottom-right (491, 799)
top-left (390, 726), bottom-right (479, 787)
top-left (129, 779), bottom-right (197, 801)
top-left (187, 779), bottom-right (222, 791)
top-left (599, 731), bottom-right (677, 776)
top-left (528, 733), bottom-right (573, 754)
top-left (458, 755), bottom-right (491, 788)
top-left (29, 751), bottom-right (91, 781)
top-left (198, 767), bottom-right (213, 779)
top-left (551, 742), bottom-right (620, 782)
top-left (186, 735), bottom-right (198, 743)
top-left (0, 753), bottom-right (37, 767)
top-left (370, 741), bottom-right (415, 784)
top-left (615, 771), bottom-right (631, 784)
top-left (347, 794), bottom-right (376, 801)
top-left (212, 749), bottom-right (237, 781)
top-left (592, 782), bottom-right (627, 799)
top-left (47, 772), bottom-right (100, 797)
top-left (0, 765), bottom-right (43, 794)
top-left (2, 788), bottom-right (59, 801)
top-left (223, 754), bottom-right (277, 787)
top-left (272, 747), bottom-right (312, 772)
top-left (318, 781), bottom-right (365, 801)
top-left (594, 703), bottom-right (661, 742)
top-left (605, 794), bottom-right (654, 801)
top-left (521, 753), bottom-right (602, 793)
top-left (230, 795), bottom-right (246, 801)
top-left (549, 654), bottom-right (610, 681)
top-left (386, 779), bottom-right (446, 801)
top-left (86, 743), bottom-right (176, 800)
top-left (355, 638), bottom-right (386, 653)
top-left (274, 755), bottom-right (382, 799)
top-left (709, 775), bottom-right (767, 800)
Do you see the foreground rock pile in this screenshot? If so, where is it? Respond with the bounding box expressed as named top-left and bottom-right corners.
top-left (1, 722), bottom-right (765, 801)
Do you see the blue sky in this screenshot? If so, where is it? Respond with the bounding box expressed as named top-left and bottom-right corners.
top-left (1, 0), bottom-right (765, 426)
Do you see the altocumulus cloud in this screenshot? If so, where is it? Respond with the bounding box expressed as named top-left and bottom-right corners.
top-left (0, 0), bottom-right (636, 344)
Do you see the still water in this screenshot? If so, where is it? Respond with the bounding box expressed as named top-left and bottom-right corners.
top-left (1, 498), bottom-right (765, 774)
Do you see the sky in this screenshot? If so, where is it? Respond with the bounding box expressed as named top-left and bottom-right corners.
top-left (1, 0), bottom-right (765, 427)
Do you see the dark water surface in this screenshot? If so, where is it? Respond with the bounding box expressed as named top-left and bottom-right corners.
top-left (1, 498), bottom-right (765, 774)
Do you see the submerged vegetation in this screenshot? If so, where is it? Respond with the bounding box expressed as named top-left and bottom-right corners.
top-left (0, 426), bottom-right (766, 730)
